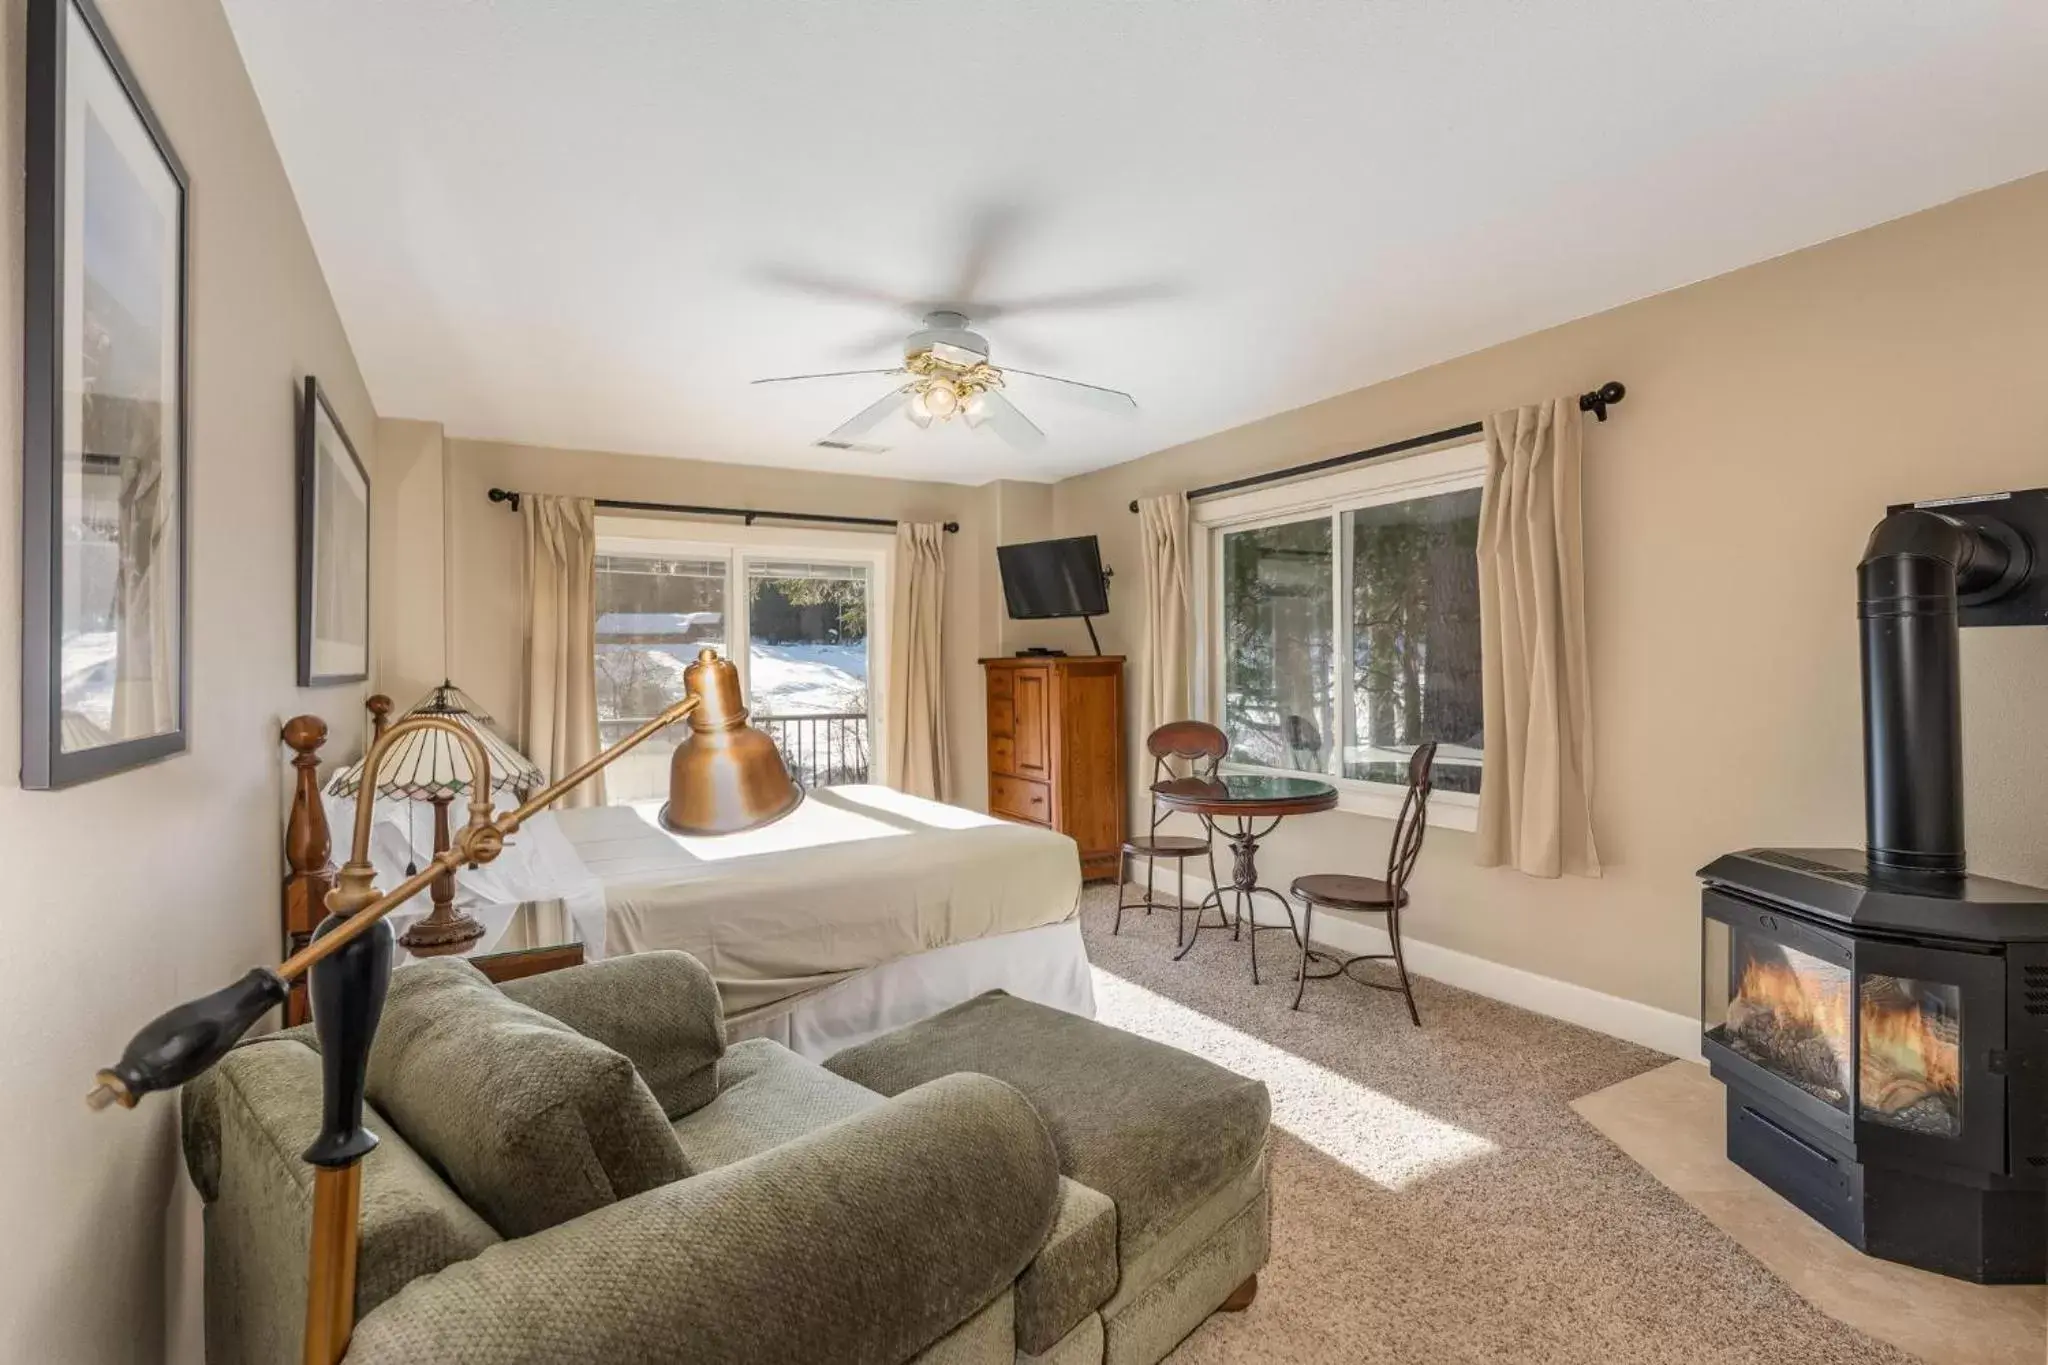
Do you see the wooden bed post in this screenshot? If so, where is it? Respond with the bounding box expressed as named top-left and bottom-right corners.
top-left (282, 716), bottom-right (336, 1027)
top-left (367, 694), bottom-right (392, 741)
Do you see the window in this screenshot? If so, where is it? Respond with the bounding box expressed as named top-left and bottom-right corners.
top-left (593, 520), bottom-right (888, 802)
top-left (1198, 443), bottom-right (1486, 824)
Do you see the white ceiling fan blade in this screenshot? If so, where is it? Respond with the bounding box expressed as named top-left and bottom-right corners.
top-left (752, 368), bottom-right (905, 387)
top-left (827, 386), bottom-right (913, 442)
top-left (977, 389), bottom-right (1045, 450)
top-left (1001, 368), bottom-right (1138, 413)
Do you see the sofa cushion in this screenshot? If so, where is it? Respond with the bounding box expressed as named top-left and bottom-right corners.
top-left (184, 1036), bottom-right (500, 1347)
top-left (500, 950), bottom-right (725, 1117)
top-left (367, 958), bottom-right (689, 1237)
top-left (826, 991), bottom-right (1270, 1264)
top-left (670, 1037), bottom-right (881, 1170)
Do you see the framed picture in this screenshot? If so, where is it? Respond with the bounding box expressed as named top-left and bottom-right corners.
top-left (297, 377), bottom-right (370, 686)
top-left (21, 0), bottom-right (189, 789)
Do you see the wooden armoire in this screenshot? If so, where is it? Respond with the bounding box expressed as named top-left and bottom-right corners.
top-left (980, 655), bottom-right (1126, 880)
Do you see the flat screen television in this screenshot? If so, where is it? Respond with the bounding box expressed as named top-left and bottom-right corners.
top-left (997, 536), bottom-right (1110, 620)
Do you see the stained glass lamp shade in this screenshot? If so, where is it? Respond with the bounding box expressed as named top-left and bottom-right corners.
top-left (325, 682), bottom-right (542, 802)
top-left (324, 682), bottom-right (544, 954)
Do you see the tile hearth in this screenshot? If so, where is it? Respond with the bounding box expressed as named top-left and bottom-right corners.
top-left (1573, 1061), bottom-right (2045, 1365)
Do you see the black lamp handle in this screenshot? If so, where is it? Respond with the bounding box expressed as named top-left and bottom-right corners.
top-left (302, 912), bottom-right (392, 1167)
top-left (90, 968), bottom-right (291, 1107)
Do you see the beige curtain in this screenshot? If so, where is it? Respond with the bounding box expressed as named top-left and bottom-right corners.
top-left (1135, 492), bottom-right (1193, 742)
top-left (885, 523), bottom-right (948, 800)
top-left (1476, 399), bottom-right (1600, 878)
top-left (520, 494), bottom-right (605, 808)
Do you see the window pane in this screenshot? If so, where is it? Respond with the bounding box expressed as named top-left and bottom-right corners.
top-left (746, 560), bottom-right (871, 787)
top-left (1220, 518), bottom-right (1334, 772)
top-left (1347, 487), bottom-right (1483, 794)
top-left (594, 552), bottom-right (726, 802)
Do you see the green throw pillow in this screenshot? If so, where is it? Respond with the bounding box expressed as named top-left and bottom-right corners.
top-left (367, 958), bottom-right (690, 1237)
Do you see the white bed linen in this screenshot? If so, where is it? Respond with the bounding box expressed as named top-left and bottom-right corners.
top-left (729, 919), bottom-right (1095, 1060)
top-left (333, 785), bottom-right (1089, 1041)
top-left (554, 785), bottom-right (1084, 1023)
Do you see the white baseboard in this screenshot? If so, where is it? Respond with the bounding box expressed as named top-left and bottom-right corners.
top-left (1119, 871), bottom-right (1701, 1061)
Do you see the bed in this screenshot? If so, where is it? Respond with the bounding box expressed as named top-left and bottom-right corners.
top-left (284, 717), bottom-right (1093, 1057)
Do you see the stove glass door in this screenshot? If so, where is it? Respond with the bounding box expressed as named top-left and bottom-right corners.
top-left (1851, 936), bottom-right (2004, 1174)
top-left (1857, 973), bottom-right (1962, 1138)
top-left (1704, 912), bottom-right (1854, 1117)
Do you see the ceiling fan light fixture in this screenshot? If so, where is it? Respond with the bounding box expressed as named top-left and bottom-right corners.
top-left (962, 388), bottom-right (988, 425)
top-left (924, 382), bottom-right (959, 420)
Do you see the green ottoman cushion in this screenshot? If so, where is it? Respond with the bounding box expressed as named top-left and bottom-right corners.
top-left (367, 958), bottom-right (689, 1237)
top-left (826, 992), bottom-right (1270, 1265)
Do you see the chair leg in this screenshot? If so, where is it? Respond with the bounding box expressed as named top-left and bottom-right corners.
top-left (1246, 890), bottom-right (1260, 985)
top-left (1113, 851), bottom-right (1128, 936)
top-left (1388, 903), bottom-right (1421, 1027)
top-left (1145, 852), bottom-right (1156, 918)
top-left (1291, 898), bottom-right (1313, 1011)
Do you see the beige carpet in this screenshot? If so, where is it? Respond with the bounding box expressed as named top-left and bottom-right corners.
top-left (1077, 886), bottom-right (1920, 1364)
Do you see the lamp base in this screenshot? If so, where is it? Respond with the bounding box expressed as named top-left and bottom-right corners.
top-left (397, 906), bottom-right (485, 955)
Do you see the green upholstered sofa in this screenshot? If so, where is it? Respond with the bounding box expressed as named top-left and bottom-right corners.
top-left (182, 952), bottom-right (1270, 1365)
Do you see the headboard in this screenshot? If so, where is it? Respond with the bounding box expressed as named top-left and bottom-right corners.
top-left (279, 696), bottom-right (391, 1025)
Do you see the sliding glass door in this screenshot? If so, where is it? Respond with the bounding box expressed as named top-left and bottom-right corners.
top-left (745, 559), bottom-right (872, 789)
top-left (594, 527), bottom-right (885, 803)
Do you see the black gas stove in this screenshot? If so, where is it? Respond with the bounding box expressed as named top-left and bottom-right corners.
top-left (1698, 491), bottom-right (2048, 1283)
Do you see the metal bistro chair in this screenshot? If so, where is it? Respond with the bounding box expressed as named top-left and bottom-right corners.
top-left (1286, 741), bottom-right (1437, 1025)
top-left (1115, 721), bottom-right (1229, 943)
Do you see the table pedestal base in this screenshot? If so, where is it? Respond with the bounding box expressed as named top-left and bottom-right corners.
top-left (1176, 815), bottom-right (1339, 986)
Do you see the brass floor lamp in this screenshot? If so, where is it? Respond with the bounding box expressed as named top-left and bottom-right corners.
top-left (88, 650), bottom-right (800, 1365)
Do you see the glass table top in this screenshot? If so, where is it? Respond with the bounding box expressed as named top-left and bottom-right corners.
top-left (1152, 772), bottom-right (1339, 811)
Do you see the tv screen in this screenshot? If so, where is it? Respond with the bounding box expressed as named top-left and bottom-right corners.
top-left (998, 536), bottom-right (1110, 619)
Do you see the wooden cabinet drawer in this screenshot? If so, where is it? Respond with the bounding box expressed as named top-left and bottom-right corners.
top-left (990, 736), bottom-right (1016, 774)
top-left (990, 774), bottom-right (1051, 826)
top-left (987, 667), bottom-right (1014, 700)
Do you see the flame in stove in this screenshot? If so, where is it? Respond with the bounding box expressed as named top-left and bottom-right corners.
top-left (1735, 958), bottom-right (1850, 1043)
top-left (1858, 980), bottom-right (1960, 1114)
top-left (1730, 957), bottom-right (1960, 1116)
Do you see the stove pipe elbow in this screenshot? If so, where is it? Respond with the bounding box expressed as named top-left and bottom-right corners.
top-left (1857, 509), bottom-right (2019, 875)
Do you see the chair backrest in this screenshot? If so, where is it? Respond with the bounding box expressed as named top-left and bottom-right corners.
top-left (1146, 721), bottom-right (1228, 832)
top-left (1385, 741), bottom-right (1438, 894)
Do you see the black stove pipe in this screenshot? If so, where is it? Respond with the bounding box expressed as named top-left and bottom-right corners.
top-left (1857, 509), bottom-right (2017, 875)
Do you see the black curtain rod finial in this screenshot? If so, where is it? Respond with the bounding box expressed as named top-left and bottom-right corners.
top-left (487, 487), bottom-right (521, 512)
top-left (1578, 381), bottom-right (1626, 422)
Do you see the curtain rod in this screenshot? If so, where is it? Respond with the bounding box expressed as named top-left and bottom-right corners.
top-left (485, 487), bottom-right (959, 534)
top-left (1127, 382), bottom-right (1625, 512)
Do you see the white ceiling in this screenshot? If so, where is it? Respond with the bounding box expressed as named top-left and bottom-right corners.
top-left (223, 0), bottom-right (2048, 485)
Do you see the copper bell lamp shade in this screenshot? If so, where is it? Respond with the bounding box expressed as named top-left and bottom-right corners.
top-left (663, 648), bottom-right (804, 834)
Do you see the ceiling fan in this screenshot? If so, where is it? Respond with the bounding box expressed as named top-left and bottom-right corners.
top-left (752, 311), bottom-right (1137, 451)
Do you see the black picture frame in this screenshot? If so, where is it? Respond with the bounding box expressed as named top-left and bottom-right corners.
top-left (296, 376), bottom-right (371, 687)
top-left (21, 0), bottom-right (190, 790)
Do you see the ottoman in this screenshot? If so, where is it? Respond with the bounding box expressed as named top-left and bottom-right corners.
top-left (828, 992), bottom-right (1271, 1365)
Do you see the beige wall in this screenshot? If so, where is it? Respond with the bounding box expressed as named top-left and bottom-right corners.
top-left (1053, 171), bottom-right (2048, 1019)
top-left (0, 2), bottom-right (379, 1361)
top-left (436, 437), bottom-right (1000, 807)
top-left (369, 417), bottom-right (449, 713)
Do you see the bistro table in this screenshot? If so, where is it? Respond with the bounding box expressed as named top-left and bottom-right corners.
top-left (1152, 773), bottom-right (1339, 980)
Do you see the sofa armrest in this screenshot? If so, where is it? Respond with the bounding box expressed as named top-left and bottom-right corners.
top-left (345, 1073), bottom-right (1061, 1365)
top-left (498, 950), bottom-right (725, 1116)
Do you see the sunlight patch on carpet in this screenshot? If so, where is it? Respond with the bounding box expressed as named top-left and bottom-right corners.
top-left (1091, 967), bottom-right (1495, 1188)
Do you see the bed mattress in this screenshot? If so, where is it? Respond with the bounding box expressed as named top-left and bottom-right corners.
top-left (552, 784), bottom-right (1085, 1025)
